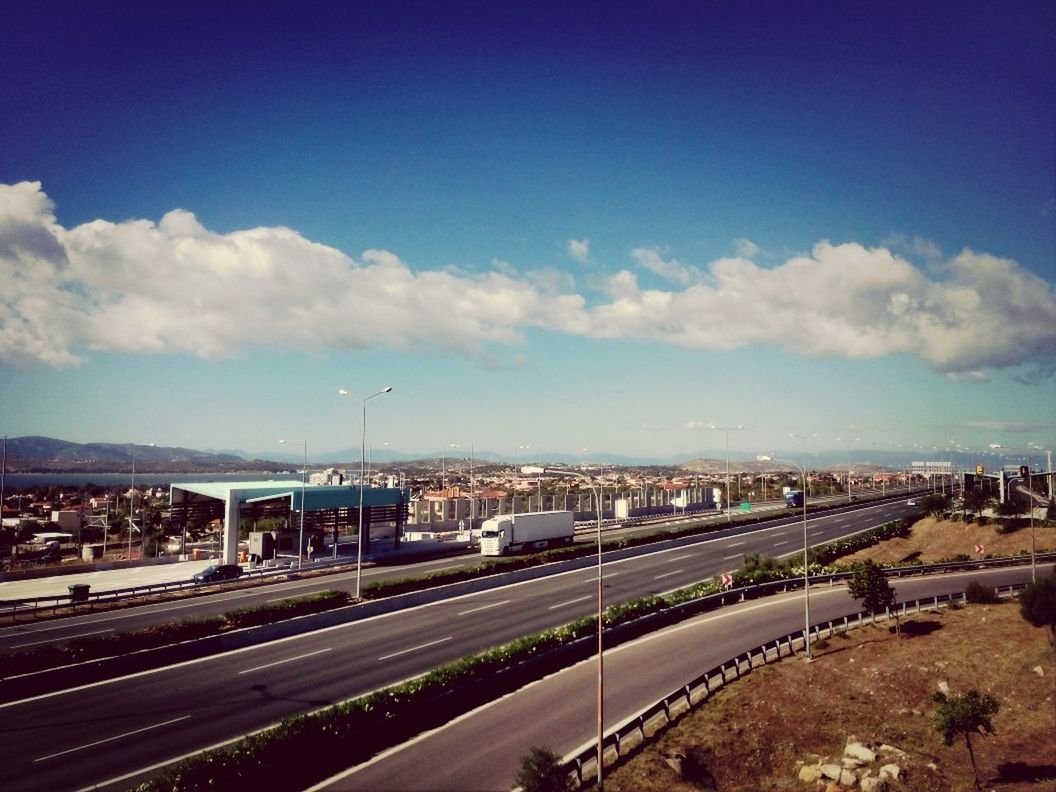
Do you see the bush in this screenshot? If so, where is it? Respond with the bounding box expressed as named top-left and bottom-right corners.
top-left (515, 746), bottom-right (571, 792)
top-left (964, 581), bottom-right (999, 604)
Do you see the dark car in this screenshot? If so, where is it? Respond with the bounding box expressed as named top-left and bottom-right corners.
top-left (193, 563), bottom-right (243, 583)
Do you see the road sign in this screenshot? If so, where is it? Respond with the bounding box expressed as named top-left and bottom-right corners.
top-left (974, 544), bottom-right (984, 556)
top-left (740, 502), bottom-right (750, 512)
top-left (976, 464), bottom-right (984, 475)
top-left (721, 573), bottom-right (733, 587)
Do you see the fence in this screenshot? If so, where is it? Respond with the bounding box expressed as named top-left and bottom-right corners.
top-left (563, 583), bottom-right (1030, 787)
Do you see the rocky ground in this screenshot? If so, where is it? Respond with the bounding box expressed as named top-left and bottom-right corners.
top-left (600, 518), bottom-right (1056, 791)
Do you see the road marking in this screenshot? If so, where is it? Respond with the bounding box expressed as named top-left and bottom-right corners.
top-left (237, 647), bottom-right (332, 676)
top-left (378, 636), bottom-right (453, 662)
top-left (548, 595), bottom-right (592, 611)
top-left (11, 628), bottom-right (114, 648)
top-left (773, 541), bottom-right (788, 547)
top-left (34, 715), bottom-right (191, 762)
top-left (723, 554), bottom-right (741, 561)
top-left (727, 541), bottom-right (745, 547)
top-left (457, 599), bottom-right (511, 616)
top-left (668, 554), bottom-right (693, 562)
top-left (585, 572), bottom-right (618, 583)
top-left (654, 570), bottom-right (684, 580)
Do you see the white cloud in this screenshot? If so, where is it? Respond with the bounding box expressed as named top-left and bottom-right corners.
top-left (567, 238), bottom-right (589, 262)
top-left (733, 238), bottom-right (759, 258)
top-left (2, 183), bottom-right (1054, 378)
top-left (630, 247), bottom-right (704, 286)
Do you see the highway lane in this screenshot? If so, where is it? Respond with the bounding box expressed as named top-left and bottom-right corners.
top-left (0, 494), bottom-right (917, 654)
top-left (321, 564), bottom-right (1050, 792)
top-left (0, 499), bottom-right (926, 790)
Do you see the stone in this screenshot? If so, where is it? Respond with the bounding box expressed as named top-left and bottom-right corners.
top-left (861, 778), bottom-right (887, 792)
top-left (824, 784), bottom-right (842, 792)
top-left (937, 680), bottom-right (950, 694)
top-left (877, 744), bottom-right (907, 758)
top-left (1033, 665), bottom-right (1045, 677)
top-left (821, 763), bottom-right (844, 781)
top-left (845, 741), bottom-right (877, 763)
top-left (798, 765), bottom-right (822, 783)
top-left (842, 758), bottom-right (864, 770)
top-left (879, 763), bottom-right (902, 781)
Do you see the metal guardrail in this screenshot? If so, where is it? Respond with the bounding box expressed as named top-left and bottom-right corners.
top-left (564, 582), bottom-right (1031, 786)
top-left (0, 563), bottom-right (294, 620)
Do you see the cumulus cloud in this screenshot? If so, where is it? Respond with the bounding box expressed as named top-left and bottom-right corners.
top-left (567, 238), bottom-right (590, 262)
top-left (2, 182), bottom-right (1055, 378)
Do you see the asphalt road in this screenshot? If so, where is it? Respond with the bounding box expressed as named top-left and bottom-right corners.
top-left (0, 492), bottom-right (914, 654)
top-left (318, 564), bottom-right (1049, 792)
top-left (0, 497), bottom-right (926, 791)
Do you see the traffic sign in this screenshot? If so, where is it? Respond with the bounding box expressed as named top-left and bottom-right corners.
top-left (976, 464), bottom-right (984, 475)
top-left (974, 544), bottom-right (984, 556)
top-left (720, 573), bottom-right (733, 587)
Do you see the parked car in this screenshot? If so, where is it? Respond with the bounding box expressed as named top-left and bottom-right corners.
top-left (907, 499), bottom-right (917, 506)
top-left (193, 563), bottom-right (243, 583)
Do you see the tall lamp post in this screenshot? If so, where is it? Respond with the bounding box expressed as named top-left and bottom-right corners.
top-left (340, 386), bottom-right (393, 598)
top-left (279, 439), bottom-right (308, 569)
top-left (758, 454), bottom-right (813, 661)
top-left (128, 442), bottom-right (154, 561)
top-left (836, 436), bottom-right (859, 502)
top-left (522, 465), bottom-right (605, 789)
top-left (709, 424), bottom-right (743, 522)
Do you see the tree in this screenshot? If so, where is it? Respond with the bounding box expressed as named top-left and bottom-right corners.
top-left (932, 689), bottom-right (999, 790)
top-left (921, 493), bottom-right (951, 514)
top-left (848, 560), bottom-right (899, 634)
top-left (1019, 571), bottom-right (1056, 653)
top-left (1047, 498), bottom-right (1056, 521)
top-left (515, 746), bottom-right (570, 792)
top-left (962, 488), bottom-right (989, 519)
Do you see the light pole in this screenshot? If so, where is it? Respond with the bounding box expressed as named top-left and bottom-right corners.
top-left (709, 424), bottom-right (743, 522)
top-left (279, 439), bottom-right (307, 569)
top-left (758, 454), bottom-right (812, 661)
top-left (339, 386), bottom-right (393, 598)
top-left (127, 442), bottom-right (154, 561)
top-left (523, 465), bottom-right (605, 788)
top-left (836, 436), bottom-right (859, 502)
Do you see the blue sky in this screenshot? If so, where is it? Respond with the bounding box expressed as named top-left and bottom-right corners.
top-left (1, 1), bottom-right (1054, 464)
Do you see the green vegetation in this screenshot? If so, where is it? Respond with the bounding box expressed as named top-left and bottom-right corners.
top-left (1019, 570), bottom-right (1056, 651)
top-left (932, 689), bottom-right (999, 791)
top-left (515, 746), bottom-right (571, 792)
top-left (847, 560), bottom-right (899, 634)
top-left (964, 581), bottom-right (1000, 604)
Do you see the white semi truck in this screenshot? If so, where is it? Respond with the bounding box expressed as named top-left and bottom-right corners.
top-left (479, 510), bottom-right (575, 556)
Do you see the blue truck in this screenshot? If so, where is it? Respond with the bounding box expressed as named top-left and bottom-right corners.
top-left (784, 490), bottom-right (804, 508)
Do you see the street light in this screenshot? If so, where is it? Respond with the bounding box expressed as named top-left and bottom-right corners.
top-left (522, 465), bottom-right (605, 789)
top-left (709, 425), bottom-right (743, 522)
top-left (339, 386), bottom-right (393, 598)
top-left (128, 442), bottom-right (154, 561)
top-left (836, 436), bottom-right (860, 502)
top-left (279, 439), bottom-right (307, 570)
top-left (757, 454), bottom-right (813, 661)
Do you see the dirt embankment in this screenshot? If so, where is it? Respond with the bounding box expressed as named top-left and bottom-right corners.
top-left (839, 516), bottom-right (1056, 566)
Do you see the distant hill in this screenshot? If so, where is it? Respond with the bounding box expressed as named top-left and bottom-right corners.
top-left (0, 436), bottom-right (282, 474)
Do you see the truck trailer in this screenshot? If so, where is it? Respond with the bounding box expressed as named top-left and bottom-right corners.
top-left (784, 490), bottom-right (804, 508)
top-left (479, 511), bottom-right (575, 556)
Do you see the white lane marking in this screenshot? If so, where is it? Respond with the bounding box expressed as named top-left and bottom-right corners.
top-left (668, 553), bottom-right (693, 562)
top-left (34, 715), bottom-right (191, 762)
top-left (727, 541), bottom-right (745, 547)
top-left (723, 554), bottom-right (741, 561)
top-left (12, 628), bottom-right (114, 648)
top-left (548, 595), bottom-right (592, 611)
top-left (584, 571), bottom-right (619, 583)
top-left (457, 600), bottom-right (511, 616)
top-left (773, 541), bottom-right (788, 547)
top-left (654, 570), bottom-right (684, 580)
top-left (237, 648), bottom-right (332, 676)
top-left (378, 637), bottom-right (453, 662)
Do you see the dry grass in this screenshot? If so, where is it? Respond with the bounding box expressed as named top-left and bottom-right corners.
top-left (604, 605), bottom-right (1056, 791)
top-left (603, 519), bottom-right (1056, 791)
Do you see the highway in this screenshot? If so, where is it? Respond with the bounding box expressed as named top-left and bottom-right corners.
top-left (319, 564), bottom-right (1049, 792)
top-left (0, 493), bottom-right (913, 654)
top-left (0, 498), bottom-right (921, 791)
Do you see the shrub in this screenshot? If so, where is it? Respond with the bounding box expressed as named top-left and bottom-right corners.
top-left (964, 581), bottom-right (999, 604)
top-left (515, 746), bottom-right (571, 792)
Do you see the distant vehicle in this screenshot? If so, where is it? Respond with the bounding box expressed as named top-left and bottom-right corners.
top-left (907, 499), bottom-right (917, 506)
top-left (784, 490), bottom-right (804, 508)
top-left (193, 563), bottom-right (243, 583)
top-left (480, 511), bottom-right (575, 556)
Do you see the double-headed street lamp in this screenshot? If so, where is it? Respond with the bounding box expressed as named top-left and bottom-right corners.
top-left (522, 465), bottom-right (605, 789)
top-left (128, 442), bottom-right (154, 561)
top-left (758, 454), bottom-right (813, 661)
top-left (279, 439), bottom-right (308, 570)
top-left (339, 386), bottom-right (393, 599)
top-left (709, 425), bottom-right (743, 522)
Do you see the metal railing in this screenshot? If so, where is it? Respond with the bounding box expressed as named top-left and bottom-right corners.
top-left (564, 583), bottom-right (1030, 786)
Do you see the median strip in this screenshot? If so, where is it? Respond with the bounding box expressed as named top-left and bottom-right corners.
top-left (12, 628), bottom-right (114, 649)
